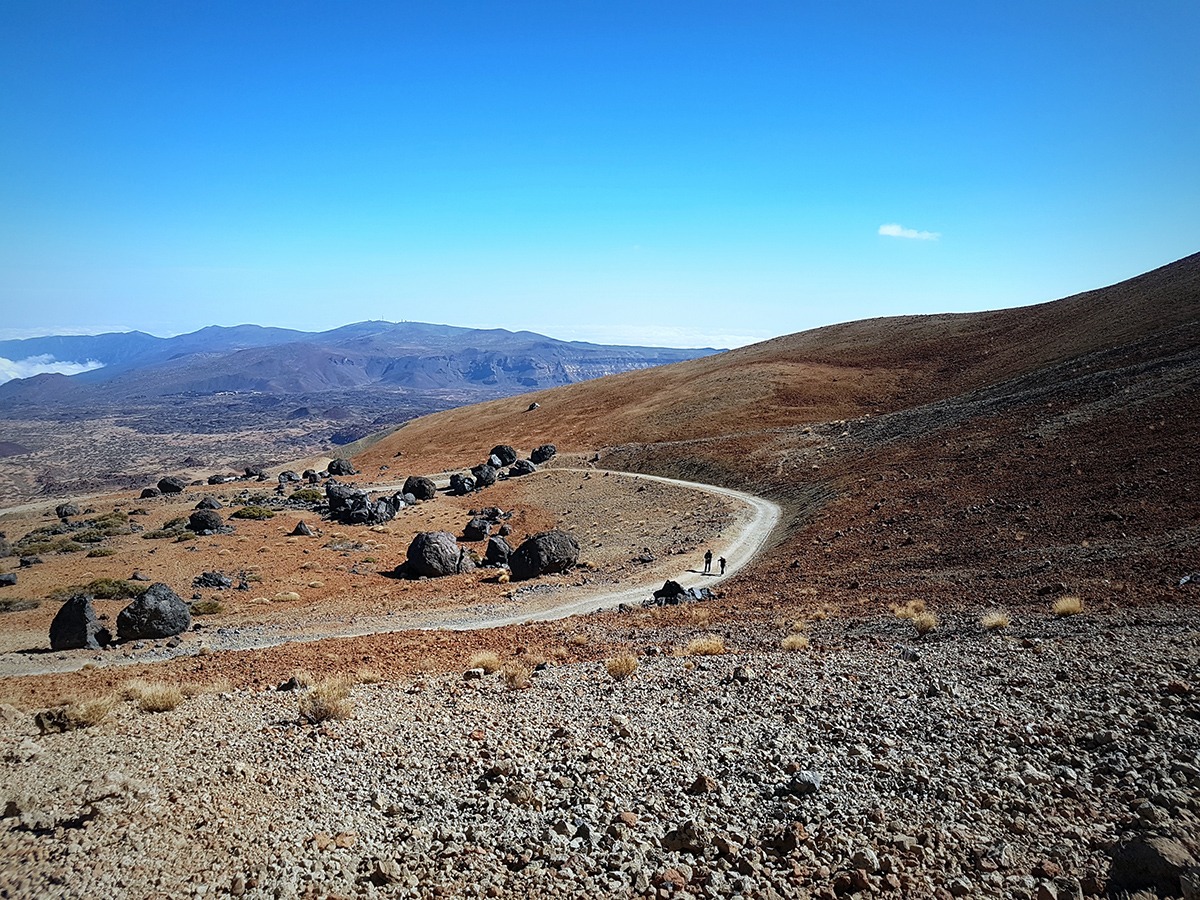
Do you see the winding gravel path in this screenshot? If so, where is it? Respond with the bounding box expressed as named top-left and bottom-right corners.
top-left (0, 469), bottom-right (780, 677)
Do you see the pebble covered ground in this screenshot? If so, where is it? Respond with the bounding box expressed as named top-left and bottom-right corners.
top-left (2, 606), bottom-right (1198, 900)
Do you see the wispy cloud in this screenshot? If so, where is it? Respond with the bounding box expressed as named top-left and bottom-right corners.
top-left (879, 223), bottom-right (940, 241)
top-left (0, 355), bottom-right (105, 385)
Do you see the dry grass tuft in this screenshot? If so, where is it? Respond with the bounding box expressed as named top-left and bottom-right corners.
top-left (781, 634), bottom-right (810, 651)
top-left (299, 675), bottom-right (354, 723)
top-left (981, 610), bottom-right (1011, 630)
top-left (137, 684), bottom-right (183, 713)
top-left (892, 599), bottom-right (927, 619)
top-left (355, 668), bottom-right (383, 684)
top-left (605, 652), bottom-right (639, 680)
top-left (912, 611), bottom-right (939, 635)
top-left (568, 634), bottom-right (588, 646)
top-left (64, 695), bottom-right (117, 728)
top-left (686, 634), bottom-right (726, 656)
top-left (501, 662), bottom-right (531, 690)
top-left (469, 651), bottom-right (502, 674)
top-left (1054, 595), bottom-right (1084, 617)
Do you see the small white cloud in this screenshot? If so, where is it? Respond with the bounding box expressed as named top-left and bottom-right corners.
top-left (0, 355), bottom-right (105, 384)
top-left (879, 223), bottom-right (940, 241)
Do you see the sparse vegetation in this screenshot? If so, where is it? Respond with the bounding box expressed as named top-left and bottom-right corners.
top-left (299, 675), bottom-right (354, 723)
top-left (50, 578), bottom-right (149, 602)
top-left (605, 652), bottom-right (639, 680)
top-left (86, 547), bottom-right (117, 558)
top-left (289, 488), bottom-right (324, 503)
top-left (469, 650), bottom-right (502, 674)
top-left (355, 668), bottom-right (383, 684)
top-left (686, 634), bottom-right (726, 656)
top-left (782, 634), bottom-right (810, 651)
top-left (981, 610), bottom-right (1011, 630)
top-left (0, 598), bottom-right (40, 613)
top-left (892, 599), bottom-right (927, 620)
top-left (63, 695), bottom-right (117, 729)
top-left (190, 599), bottom-right (224, 615)
top-left (231, 505), bottom-right (275, 520)
top-left (501, 662), bottom-right (531, 690)
top-left (913, 611), bottom-right (939, 635)
top-left (1054, 595), bottom-right (1084, 617)
top-left (568, 634), bottom-right (588, 646)
top-left (137, 684), bottom-right (183, 713)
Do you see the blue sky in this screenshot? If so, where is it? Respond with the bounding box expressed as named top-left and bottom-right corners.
top-left (1, 1), bottom-right (1197, 349)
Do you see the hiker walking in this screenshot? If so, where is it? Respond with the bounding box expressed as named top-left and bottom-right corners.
top-left (703, 549), bottom-right (713, 574)
top-left (719, 557), bottom-right (726, 575)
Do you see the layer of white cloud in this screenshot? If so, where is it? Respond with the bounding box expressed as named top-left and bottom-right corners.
top-left (879, 223), bottom-right (940, 241)
top-left (0, 355), bottom-right (105, 384)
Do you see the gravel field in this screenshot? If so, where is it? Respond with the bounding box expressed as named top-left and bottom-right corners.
top-left (3, 606), bottom-right (1198, 900)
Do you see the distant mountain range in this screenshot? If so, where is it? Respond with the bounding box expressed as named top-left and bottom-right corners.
top-left (0, 322), bottom-right (719, 405)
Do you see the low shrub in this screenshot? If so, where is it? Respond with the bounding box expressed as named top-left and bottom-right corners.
top-left (892, 599), bottom-right (927, 620)
top-left (1054, 595), bottom-right (1084, 617)
top-left (913, 611), bottom-right (939, 635)
top-left (686, 634), bottom-right (726, 656)
top-left (355, 668), bottom-right (383, 684)
top-left (231, 506), bottom-right (275, 520)
top-left (50, 578), bottom-right (149, 602)
top-left (469, 651), bottom-right (502, 674)
top-left (605, 653), bottom-right (638, 680)
top-left (501, 662), bottom-right (531, 690)
top-left (981, 610), bottom-right (1010, 630)
top-left (0, 598), bottom-right (39, 613)
top-left (86, 548), bottom-right (117, 558)
top-left (299, 675), bottom-right (354, 723)
top-left (135, 683), bottom-right (183, 713)
top-left (190, 599), bottom-right (224, 616)
top-left (289, 489), bottom-right (324, 504)
top-left (65, 695), bottom-right (117, 728)
top-left (782, 634), bottom-right (810, 651)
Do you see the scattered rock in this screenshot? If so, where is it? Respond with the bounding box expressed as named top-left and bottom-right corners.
top-left (780, 770), bottom-right (823, 797)
top-left (530, 444), bottom-right (557, 464)
top-left (193, 571), bottom-right (233, 590)
top-left (327, 458), bottom-right (356, 476)
top-left (508, 459), bottom-right (537, 477)
top-left (509, 530), bottom-right (580, 580)
top-left (449, 473), bottom-right (476, 495)
top-left (463, 517), bottom-right (491, 541)
top-left (489, 445), bottom-right (518, 467)
top-left (195, 496), bottom-right (223, 510)
top-left (484, 536), bottom-right (512, 567)
top-left (157, 476), bottom-right (186, 494)
top-left (471, 464), bottom-right (497, 488)
top-left (49, 593), bottom-right (108, 650)
top-left (55, 502), bottom-right (80, 519)
top-left (187, 509), bottom-right (224, 533)
top-left (140, 487), bottom-right (161, 499)
top-left (116, 583), bottom-right (191, 641)
top-left (1110, 835), bottom-right (1198, 896)
top-left (405, 532), bottom-right (475, 578)
top-left (0, 573), bottom-right (15, 587)
top-left (290, 520), bottom-right (315, 537)
top-left (403, 476), bottom-right (437, 501)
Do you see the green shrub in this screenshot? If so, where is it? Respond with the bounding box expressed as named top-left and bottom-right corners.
top-left (86, 548), bottom-right (117, 558)
top-left (190, 599), bottom-right (224, 615)
top-left (231, 506), bottom-right (275, 520)
top-left (50, 578), bottom-right (150, 601)
top-left (0, 598), bottom-right (40, 614)
top-left (289, 488), bottom-right (324, 504)
top-left (72, 529), bottom-right (106, 544)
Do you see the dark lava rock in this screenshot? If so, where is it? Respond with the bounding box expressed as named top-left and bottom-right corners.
top-left (470, 464), bottom-right (497, 488)
top-left (193, 571), bottom-right (233, 590)
top-left (117, 583), bottom-right (191, 641)
top-left (509, 530), bottom-right (580, 580)
top-left (327, 458), bottom-right (356, 476)
top-left (19, 556), bottom-right (42, 567)
top-left (207, 473), bottom-right (234, 485)
top-left (290, 520), bottom-right (315, 537)
top-left (530, 444), bottom-right (557, 464)
top-left (187, 509), bottom-right (224, 533)
top-left (485, 536), bottom-right (512, 567)
top-left (508, 459), bottom-right (537, 477)
top-left (645, 580), bottom-right (715, 607)
top-left (403, 476), bottom-right (437, 501)
top-left (278, 469), bottom-right (300, 483)
top-left (49, 594), bottom-right (108, 650)
top-left (244, 466), bottom-right (265, 478)
top-left (449, 474), bottom-right (476, 496)
top-left (1109, 835), bottom-right (1197, 895)
top-left (157, 476), bottom-right (186, 494)
top-left (327, 481), bottom-right (398, 526)
top-left (490, 445), bottom-right (518, 467)
top-left (0, 532), bottom-right (8, 558)
top-left (463, 516), bottom-right (491, 542)
top-left (779, 771), bottom-right (823, 797)
top-left (195, 496), bottom-right (223, 510)
top-left (405, 531), bottom-right (475, 578)
top-left (302, 469), bottom-right (318, 483)
top-left (140, 487), bottom-right (161, 499)
top-left (55, 502), bottom-right (81, 519)
top-left (0, 573), bottom-right (15, 587)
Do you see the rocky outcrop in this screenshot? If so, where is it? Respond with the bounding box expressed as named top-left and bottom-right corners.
top-left (157, 476), bottom-right (186, 494)
top-left (327, 458), bottom-right (356, 476)
top-left (403, 476), bottom-right (437, 501)
top-left (116, 583), bottom-right (191, 641)
top-left (530, 444), bottom-right (557, 464)
top-left (187, 510), bottom-right (223, 533)
top-left (509, 459), bottom-right (537, 477)
top-left (405, 532), bottom-right (475, 578)
top-left (489, 445), bottom-right (518, 467)
top-left (509, 530), bottom-right (580, 580)
top-left (49, 594), bottom-right (109, 650)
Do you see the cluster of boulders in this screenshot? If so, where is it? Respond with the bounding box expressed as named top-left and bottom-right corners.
top-left (48, 583), bottom-right (191, 651)
top-left (398, 521), bottom-right (580, 582)
top-left (448, 444), bottom-right (556, 495)
top-left (644, 579), bottom-right (717, 607)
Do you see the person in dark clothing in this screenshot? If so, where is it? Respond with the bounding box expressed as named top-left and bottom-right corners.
top-left (703, 549), bottom-right (713, 574)
top-left (719, 557), bottom-right (726, 575)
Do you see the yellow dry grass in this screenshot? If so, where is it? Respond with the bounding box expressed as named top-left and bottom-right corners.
top-left (686, 634), bottom-right (726, 656)
top-left (137, 684), bottom-right (183, 713)
top-left (912, 611), bottom-right (939, 635)
top-left (1054, 595), bottom-right (1084, 617)
top-left (469, 651), bottom-right (502, 674)
top-left (501, 662), bottom-right (531, 690)
top-left (781, 634), bottom-right (810, 651)
top-left (299, 675), bottom-right (354, 723)
top-left (605, 652), bottom-right (639, 680)
top-left (981, 610), bottom-right (1011, 630)
top-left (64, 695), bottom-right (117, 728)
top-left (355, 668), bottom-right (383, 684)
top-left (892, 599), bottom-right (927, 619)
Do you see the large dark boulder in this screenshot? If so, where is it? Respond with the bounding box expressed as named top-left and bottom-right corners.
top-left (302, 469), bottom-right (318, 483)
top-left (140, 487), bottom-right (160, 499)
top-left (187, 509), bottom-right (224, 533)
top-left (207, 473), bottom-right (233, 485)
top-left (244, 466), bottom-right (265, 478)
top-left (490, 445), bottom-right (518, 467)
top-left (327, 458), bottom-right (356, 476)
top-left (50, 594), bottom-right (108, 650)
top-left (55, 502), bottom-right (81, 519)
top-left (290, 520), bottom-right (315, 537)
top-left (116, 583), bottom-right (191, 641)
top-left (470, 464), bottom-right (497, 488)
top-left (530, 444), bottom-right (557, 464)
top-left (509, 530), bottom-right (580, 580)
top-left (195, 495), bottom-right (223, 510)
top-left (463, 517), bottom-right (491, 542)
top-left (485, 536), bottom-right (512, 567)
top-left (157, 476), bottom-right (186, 494)
top-left (0, 573), bottom-right (16, 587)
top-left (509, 459), bottom-right (537, 477)
top-left (449, 474), bottom-right (476, 496)
top-left (1109, 835), bottom-right (1197, 896)
top-left (326, 482), bottom-right (397, 525)
top-left (403, 476), bottom-right (437, 501)
top-left (405, 532), bottom-right (475, 578)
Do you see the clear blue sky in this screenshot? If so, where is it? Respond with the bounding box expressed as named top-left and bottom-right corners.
top-left (1, 1), bottom-right (1197, 349)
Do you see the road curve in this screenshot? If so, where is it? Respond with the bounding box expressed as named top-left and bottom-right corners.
top-left (0, 469), bottom-right (781, 677)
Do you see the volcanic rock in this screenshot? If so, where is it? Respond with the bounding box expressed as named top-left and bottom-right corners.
top-left (509, 459), bottom-right (537, 477)
top-left (509, 530), bottom-right (580, 580)
top-left (187, 509), bottom-right (223, 533)
top-left (195, 496), bottom-right (223, 510)
top-left (449, 474), bottom-right (476, 495)
top-left (470, 464), bottom-right (497, 488)
top-left (405, 532), bottom-right (475, 578)
top-left (193, 571), bottom-right (233, 590)
top-left (157, 476), bottom-right (186, 494)
top-left (0, 573), bottom-right (15, 587)
top-left (484, 536), bottom-right (512, 567)
top-left (49, 594), bottom-right (108, 650)
top-left (116, 583), bottom-right (191, 641)
top-left (290, 520), bottom-right (315, 537)
top-left (55, 502), bottom-right (80, 519)
top-left (490, 445), bottom-right (518, 467)
top-left (327, 458), bottom-right (356, 476)
top-left (463, 517), bottom-right (491, 542)
top-left (140, 487), bottom-right (160, 499)
top-left (1109, 835), bottom-right (1197, 896)
top-left (530, 444), bottom-right (557, 464)
top-left (403, 476), bottom-right (437, 501)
